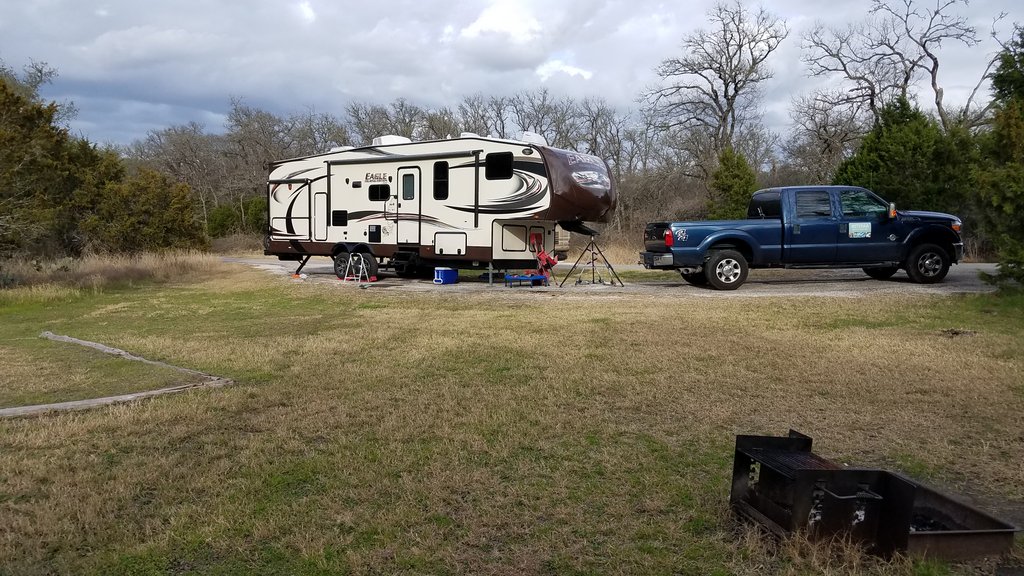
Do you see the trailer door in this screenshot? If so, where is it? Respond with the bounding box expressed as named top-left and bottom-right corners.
top-left (397, 167), bottom-right (421, 244)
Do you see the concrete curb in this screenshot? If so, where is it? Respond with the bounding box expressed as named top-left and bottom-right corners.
top-left (0, 333), bottom-right (233, 419)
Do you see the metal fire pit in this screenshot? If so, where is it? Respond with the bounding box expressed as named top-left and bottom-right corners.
top-left (730, 430), bottom-right (1019, 560)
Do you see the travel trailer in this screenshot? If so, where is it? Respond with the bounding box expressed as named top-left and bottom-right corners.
top-left (265, 133), bottom-right (616, 278)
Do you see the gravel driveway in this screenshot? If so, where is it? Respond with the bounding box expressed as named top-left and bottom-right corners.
top-left (224, 257), bottom-right (997, 299)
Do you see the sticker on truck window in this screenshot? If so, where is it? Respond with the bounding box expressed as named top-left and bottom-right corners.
top-left (849, 222), bottom-right (871, 238)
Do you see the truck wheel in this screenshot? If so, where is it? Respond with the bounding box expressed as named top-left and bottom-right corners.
top-left (705, 250), bottom-right (748, 290)
top-left (863, 266), bottom-right (899, 280)
top-left (905, 243), bottom-right (950, 284)
top-left (680, 271), bottom-right (708, 286)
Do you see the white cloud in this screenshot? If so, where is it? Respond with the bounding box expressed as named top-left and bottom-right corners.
top-left (1, 0), bottom-right (1015, 145)
top-left (74, 26), bottom-right (223, 69)
top-left (460, 2), bottom-right (541, 45)
top-left (296, 1), bottom-right (316, 24)
top-left (440, 24), bottom-right (456, 44)
top-left (536, 59), bottom-right (593, 81)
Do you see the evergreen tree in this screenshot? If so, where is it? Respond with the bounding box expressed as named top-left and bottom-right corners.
top-left (708, 147), bottom-right (757, 220)
top-left (975, 26), bottom-right (1024, 283)
top-left (1, 69), bottom-right (208, 258)
top-left (833, 99), bottom-right (977, 218)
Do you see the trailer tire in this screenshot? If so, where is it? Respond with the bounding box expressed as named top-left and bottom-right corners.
top-left (332, 252), bottom-right (350, 279)
top-left (680, 271), bottom-right (708, 286)
top-left (704, 250), bottom-right (748, 290)
top-left (863, 266), bottom-right (899, 280)
top-left (354, 252), bottom-right (379, 279)
top-left (905, 243), bottom-right (950, 284)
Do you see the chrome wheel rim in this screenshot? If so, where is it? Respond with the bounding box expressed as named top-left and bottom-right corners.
top-left (716, 258), bottom-right (741, 283)
top-left (334, 254), bottom-right (350, 276)
top-left (917, 252), bottom-right (943, 277)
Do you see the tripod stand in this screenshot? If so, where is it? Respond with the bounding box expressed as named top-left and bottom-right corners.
top-left (558, 235), bottom-right (624, 287)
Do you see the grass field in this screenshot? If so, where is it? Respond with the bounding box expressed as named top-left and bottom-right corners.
top-left (0, 260), bottom-right (1021, 575)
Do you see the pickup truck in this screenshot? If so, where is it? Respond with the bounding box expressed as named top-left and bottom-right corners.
top-left (640, 186), bottom-right (964, 290)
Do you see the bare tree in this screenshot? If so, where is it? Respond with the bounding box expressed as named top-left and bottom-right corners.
top-left (803, 0), bottom-right (1001, 130)
top-left (456, 94), bottom-right (492, 136)
top-left (386, 98), bottom-right (425, 138)
top-left (290, 107), bottom-right (350, 155)
top-left (645, 0), bottom-right (789, 171)
top-left (783, 91), bottom-right (867, 182)
top-left (126, 122), bottom-right (228, 226)
top-left (486, 96), bottom-right (513, 139)
top-left (345, 102), bottom-right (392, 145)
top-left (419, 106), bottom-right (461, 140)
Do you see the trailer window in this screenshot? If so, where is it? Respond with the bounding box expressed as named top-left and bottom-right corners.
top-left (368, 184), bottom-right (390, 202)
top-left (433, 161), bottom-right (449, 200)
top-left (747, 191), bottom-right (781, 219)
top-left (795, 191), bottom-right (833, 219)
top-left (402, 174), bottom-right (416, 201)
top-left (485, 152), bottom-right (514, 180)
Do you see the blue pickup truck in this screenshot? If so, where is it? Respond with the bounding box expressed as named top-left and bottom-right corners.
top-left (641, 186), bottom-right (964, 290)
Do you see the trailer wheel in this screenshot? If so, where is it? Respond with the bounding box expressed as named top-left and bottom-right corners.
top-left (905, 243), bottom-right (950, 284)
top-left (680, 271), bottom-right (708, 286)
top-left (704, 250), bottom-right (748, 290)
top-left (356, 252), bottom-right (379, 279)
top-left (863, 266), bottom-right (899, 280)
top-left (333, 252), bottom-right (350, 279)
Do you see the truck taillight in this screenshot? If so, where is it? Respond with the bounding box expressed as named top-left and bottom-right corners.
top-left (664, 229), bottom-right (673, 247)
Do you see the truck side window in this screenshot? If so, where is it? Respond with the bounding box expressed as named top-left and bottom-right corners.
top-left (840, 190), bottom-right (887, 218)
top-left (747, 191), bottom-right (781, 219)
top-left (795, 191), bottom-right (832, 219)
top-left (485, 152), bottom-right (514, 180)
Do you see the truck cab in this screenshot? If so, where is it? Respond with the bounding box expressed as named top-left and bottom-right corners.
top-left (641, 186), bottom-right (964, 290)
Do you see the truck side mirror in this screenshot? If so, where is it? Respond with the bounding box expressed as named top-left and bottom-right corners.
top-left (887, 202), bottom-right (897, 220)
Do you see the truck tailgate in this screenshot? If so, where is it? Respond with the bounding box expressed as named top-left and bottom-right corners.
top-left (644, 222), bottom-right (671, 252)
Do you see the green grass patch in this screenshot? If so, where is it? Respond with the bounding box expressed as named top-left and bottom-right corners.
top-left (1, 269), bottom-right (1022, 574)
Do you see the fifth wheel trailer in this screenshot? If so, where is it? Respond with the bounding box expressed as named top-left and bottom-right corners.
top-left (264, 134), bottom-right (616, 278)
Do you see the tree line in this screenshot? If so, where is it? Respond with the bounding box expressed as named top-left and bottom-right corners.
top-left (1, 0), bottom-right (1022, 282)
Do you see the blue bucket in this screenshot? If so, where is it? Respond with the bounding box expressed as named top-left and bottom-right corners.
top-left (433, 267), bottom-right (458, 285)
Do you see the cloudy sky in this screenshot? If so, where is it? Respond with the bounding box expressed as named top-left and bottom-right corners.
top-left (0, 0), bottom-right (1016, 146)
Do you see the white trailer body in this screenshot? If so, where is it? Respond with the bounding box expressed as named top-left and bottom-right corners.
top-left (265, 135), bottom-right (615, 274)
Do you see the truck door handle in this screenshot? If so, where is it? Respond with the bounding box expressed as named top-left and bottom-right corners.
top-left (793, 224), bottom-right (801, 234)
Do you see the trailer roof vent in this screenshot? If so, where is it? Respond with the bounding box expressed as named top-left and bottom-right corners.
top-left (372, 135), bottom-right (412, 146)
top-left (519, 131), bottom-right (548, 146)
top-left (328, 146), bottom-right (353, 153)
top-left (460, 132), bottom-right (480, 138)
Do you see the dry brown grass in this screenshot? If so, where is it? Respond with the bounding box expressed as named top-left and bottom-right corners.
top-left (0, 251), bottom-right (230, 294)
top-left (566, 235), bottom-right (643, 265)
top-left (0, 268), bottom-right (1021, 574)
top-left (210, 232), bottom-right (264, 255)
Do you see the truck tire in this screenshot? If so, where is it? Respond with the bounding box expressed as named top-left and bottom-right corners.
top-left (863, 266), bottom-right (899, 280)
top-left (704, 250), bottom-right (748, 290)
top-left (905, 243), bottom-right (950, 284)
top-left (680, 271), bottom-right (708, 286)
